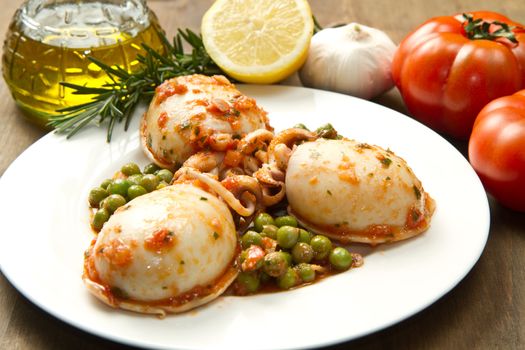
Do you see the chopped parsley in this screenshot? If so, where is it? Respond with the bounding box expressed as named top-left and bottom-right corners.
top-left (309, 150), bottom-right (321, 160)
top-left (230, 108), bottom-right (241, 117)
top-left (327, 190), bottom-right (332, 195)
top-left (356, 143), bottom-right (372, 149)
top-left (200, 197), bottom-right (208, 201)
top-left (162, 231), bottom-right (174, 243)
top-left (213, 232), bottom-right (220, 240)
top-left (380, 157), bottom-right (392, 168)
top-left (180, 120), bottom-right (191, 130)
top-left (413, 185), bottom-right (422, 200)
top-left (411, 210), bottom-right (421, 222)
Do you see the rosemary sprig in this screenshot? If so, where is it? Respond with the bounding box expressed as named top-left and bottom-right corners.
top-left (48, 29), bottom-right (225, 142)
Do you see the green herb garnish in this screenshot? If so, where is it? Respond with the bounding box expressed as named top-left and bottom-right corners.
top-left (380, 157), bottom-right (392, 168)
top-left (413, 185), bottom-right (422, 200)
top-left (49, 29), bottom-right (225, 141)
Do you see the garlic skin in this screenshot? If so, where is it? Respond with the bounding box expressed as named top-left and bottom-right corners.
top-left (299, 23), bottom-right (397, 100)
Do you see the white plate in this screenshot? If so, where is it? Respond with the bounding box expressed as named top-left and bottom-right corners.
top-left (0, 85), bottom-right (489, 350)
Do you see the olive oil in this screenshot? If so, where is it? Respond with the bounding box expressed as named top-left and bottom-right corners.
top-left (2, 1), bottom-right (165, 127)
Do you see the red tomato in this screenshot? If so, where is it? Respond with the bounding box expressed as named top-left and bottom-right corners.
top-left (392, 11), bottom-right (525, 139)
top-left (468, 90), bottom-right (525, 212)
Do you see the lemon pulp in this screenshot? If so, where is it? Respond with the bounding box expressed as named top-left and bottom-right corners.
top-left (201, 0), bottom-right (313, 84)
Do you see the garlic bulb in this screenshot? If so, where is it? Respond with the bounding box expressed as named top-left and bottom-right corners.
top-left (299, 23), bottom-right (397, 100)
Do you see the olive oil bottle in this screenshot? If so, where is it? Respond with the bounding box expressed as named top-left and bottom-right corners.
top-left (2, 0), bottom-right (165, 127)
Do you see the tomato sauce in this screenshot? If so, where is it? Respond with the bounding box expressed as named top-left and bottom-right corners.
top-left (155, 79), bottom-right (188, 105)
top-left (144, 228), bottom-right (176, 253)
top-left (288, 197), bottom-right (433, 244)
top-left (84, 242), bottom-right (241, 309)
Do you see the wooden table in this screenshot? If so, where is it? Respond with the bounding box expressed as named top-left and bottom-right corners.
top-left (1, 0), bottom-right (523, 349)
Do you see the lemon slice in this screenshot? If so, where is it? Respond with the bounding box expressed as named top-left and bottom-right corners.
top-left (201, 0), bottom-right (314, 84)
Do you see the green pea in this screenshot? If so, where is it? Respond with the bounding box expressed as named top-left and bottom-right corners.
top-left (259, 271), bottom-right (271, 284)
top-left (274, 215), bottom-right (298, 228)
top-left (156, 169), bottom-right (174, 183)
top-left (92, 208), bottom-right (110, 231)
top-left (241, 230), bottom-right (263, 249)
top-left (240, 249), bottom-right (263, 272)
top-left (276, 226), bottom-right (299, 249)
top-left (260, 224), bottom-right (278, 240)
top-left (98, 197), bottom-right (109, 211)
top-left (315, 123), bottom-right (338, 139)
top-left (254, 213), bottom-right (274, 232)
top-left (140, 174), bottom-right (159, 192)
top-left (297, 229), bottom-right (312, 244)
top-left (263, 251), bottom-right (289, 277)
top-left (103, 194), bottom-right (127, 213)
top-left (240, 250), bottom-right (248, 265)
top-left (277, 267), bottom-right (300, 290)
top-left (292, 242), bottom-right (314, 264)
top-left (294, 263), bottom-right (315, 283)
top-left (143, 162), bottom-right (161, 174)
top-left (156, 181), bottom-right (168, 190)
top-left (100, 179), bottom-right (113, 190)
top-left (121, 162), bottom-right (141, 176)
top-left (127, 185), bottom-right (147, 200)
top-left (310, 235), bottom-right (332, 260)
top-left (329, 247), bottom-right (353, 271)
top-left (107, 178), bottom-right (131, 197)
top-left (237, 272), bottom-right (260, 293)
top-left (293, 123), bottom-right (309, 130)
top-left (127, 174), bottom-right (143, 186)
top-left (282, 251), bottom-right (293, 266)
top-left (88, 187), bottom-right (108, 208)
top-left (240, 251), bottom-right (252, 270)
top-left (240, 247), bottom-right (263, 271)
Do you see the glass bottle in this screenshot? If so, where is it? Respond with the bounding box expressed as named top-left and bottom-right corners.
top-left (2, 0), bottom-right (165, 127)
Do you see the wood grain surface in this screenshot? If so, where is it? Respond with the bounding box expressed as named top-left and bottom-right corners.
top-left (1, 1), bottom-right (524, 349)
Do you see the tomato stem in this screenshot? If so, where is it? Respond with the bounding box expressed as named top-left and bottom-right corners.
top-left (462, 13), bottom-right (518, 44)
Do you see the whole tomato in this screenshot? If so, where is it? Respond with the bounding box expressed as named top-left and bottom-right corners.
top-left (468, 90), bottom-right (525, 212)
top-left (392, 11), bottom-right (525, 139)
